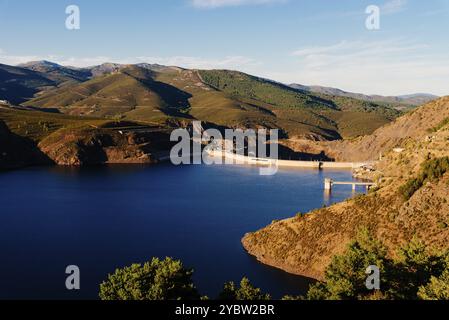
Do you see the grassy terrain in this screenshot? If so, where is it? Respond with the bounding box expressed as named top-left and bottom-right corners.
top-left (24, 66), bottom-right (191, 121)
top-left (18, 65), bottom-right (401, 140)
top-left (199, 70), bottom-right (331, 110)
top-left (198, 70), bottom-right (400, 139)
top-left (0, 108), bottom-right (108, 142)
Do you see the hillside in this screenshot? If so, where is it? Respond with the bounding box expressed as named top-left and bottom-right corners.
top-left (23, 65), bottom-right (192, 120)
top-left (242, 96), bottom-right (449, 280)
top-left (290, 83), bottom-right (438, 110)
top-left (0, 63), bottom-right (55, 104)
top-left (281, 96), bottom-right (449, 162)
top-left (196, 70), bottom-right (400, 139)
top-left (19, 60), bottom-right (92, 86)
top-left (13, 62), bottom-right (400, 140)
top-left (0, 107), bottom-right (173, 168)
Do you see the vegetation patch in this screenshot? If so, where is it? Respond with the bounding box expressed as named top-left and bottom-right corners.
top-left (304, 230), bottom-right (449, 300)
top-left (99, 257), bottom-right (270, 300)
top-left (399, 157), bottom-right (449, 200)
top-left (99, 232), bottom-right (449, 300)
top-left (427, 117), bottom-right (449, 133)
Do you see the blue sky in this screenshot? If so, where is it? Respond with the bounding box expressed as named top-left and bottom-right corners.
top-left (1, 0), bottom-right (448, 95)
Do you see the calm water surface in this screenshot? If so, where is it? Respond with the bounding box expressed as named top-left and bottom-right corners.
top-left (0, 163), bottom-right (360, 299)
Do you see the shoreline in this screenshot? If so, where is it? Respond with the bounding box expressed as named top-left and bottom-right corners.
top-left (0, 154), bottom-right (357, 284)
top-left (242, 234), bottom-right (323, 281)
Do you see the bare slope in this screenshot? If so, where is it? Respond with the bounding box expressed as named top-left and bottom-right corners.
top-left (283, 96), bottom-right (449, 162)
top-left (242, 96), bottom-right (449, 280)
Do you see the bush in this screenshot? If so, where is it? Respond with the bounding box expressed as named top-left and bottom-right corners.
top-left (305, 229), bottom-right (390, 300)
top-left (392, 238), bottom-right (448, 299)
top-left (427, 117), bottom-right (449, 133)
top-left (418, 270), bottom-right (449, 300)
top-left (399, 157), bottom-right (449, 200)
top-left (305, 232), bottom-right (449, 300)
top-left (99, 257), bottom-right (200, 300)
top-left (295, 212), bottom-right (306, 219)
top-left (218, 277), bottom-right (271, 300)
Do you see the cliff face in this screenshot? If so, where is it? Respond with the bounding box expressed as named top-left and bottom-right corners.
top-left (38, 128), bottom-right (153, 166)
top-left (0, 113), bottom-right (174, 169)
top-left (243, 96), bottom-right (449, 280)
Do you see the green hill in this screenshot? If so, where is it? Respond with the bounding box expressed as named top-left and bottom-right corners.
top-left (197, 70), bottom-right (400, 139)
top-left (18, 63), bottom-right (401, 140)
top-left (290, 83), bottom-right (438, 109)
top-left (0, 64), bottom-right (55, 104)
top-left (24, 66), bottom-right (192, 121)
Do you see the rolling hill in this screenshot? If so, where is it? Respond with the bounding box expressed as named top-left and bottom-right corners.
top-left (21, 64), bottom-right (401, 140)
top-left (19, 60), bottom-right (92, 86)
top-left (197, 70), bottom-right (400, 139)
top-left (0, 63), bottom-right (55, 104)
top-left (23, 65), bottom-right (192, 120)
top-left (0, 60), bottom-right (413, 141)
top-left (281, 96), bottom-right (449, 162)
top-left (290, 83), bottom-right (439, 110)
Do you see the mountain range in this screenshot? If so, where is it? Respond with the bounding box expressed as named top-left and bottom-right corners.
top-left (289, 83), bottom-right (438, 110)
top-left (0, 60), bottom-right (440, 141)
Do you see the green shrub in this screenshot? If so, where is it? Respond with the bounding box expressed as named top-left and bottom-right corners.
top-left (427, 117), bottom-right (449, 133)
top-left (99, 257), bottom-right (200, 300)
top-left (295, 212), bottom-right (306, 219)
top-left (438, 222), bottom-right (448, 229)
top-left (218, 277), bottom-right (271, 300)
top-left (305, 232), bottom-right (449, 300)
top-left (418, 270), bottom-right (449, 300)
top-left (306, 229), bottom-right (390, 300)
top-left (399, 157), bottom-right (449, 200)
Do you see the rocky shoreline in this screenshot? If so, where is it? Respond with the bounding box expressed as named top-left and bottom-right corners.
top-left (0, 122), bottom-right (174, 170)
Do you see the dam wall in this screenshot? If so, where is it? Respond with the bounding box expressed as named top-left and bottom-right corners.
top-left (207, 150), bottom-right (368, 169)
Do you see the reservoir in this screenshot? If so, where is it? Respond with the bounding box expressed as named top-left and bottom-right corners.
top-left (0, 163), bottom-right (359, 299)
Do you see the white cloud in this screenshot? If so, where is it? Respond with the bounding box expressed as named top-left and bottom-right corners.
top-left (135, 55), bottom-right (258, 70)
top-left (0, 50), bottom-right (258, 71)
top-left (0, 53), bottom-right (47, 66)
top-left (382, 0), bottom-right (407, 14)
top-left (2, 38), bottom-right (448, 96)
top-left (306, 0), bottom-right (407, 21)
top-left (190, 0), bottom-right (284, 9)
top-left (284, 39), bottom-right (449, 96)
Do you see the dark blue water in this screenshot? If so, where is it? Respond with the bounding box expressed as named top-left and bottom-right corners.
top-left (0, 163), bottom-right (359, 300)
